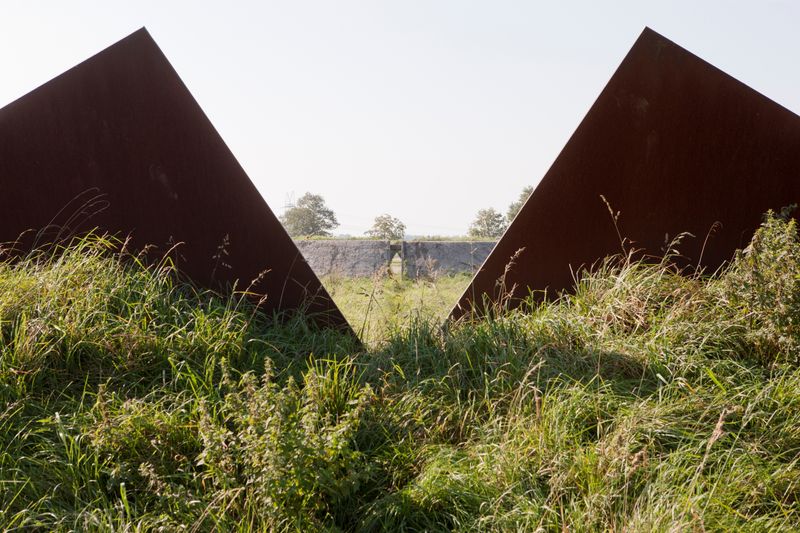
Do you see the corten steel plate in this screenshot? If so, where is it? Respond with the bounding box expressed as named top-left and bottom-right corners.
top-left (451, 27), bottom-right (800, 320)
top-left (0, 28), bottom-right (350, 330)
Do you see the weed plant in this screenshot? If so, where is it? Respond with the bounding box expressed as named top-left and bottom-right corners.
top-left (1, 216), bottom-right (800, 530)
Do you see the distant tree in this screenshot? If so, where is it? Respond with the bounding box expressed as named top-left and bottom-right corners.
top-left (280, 192), bottom-right (339, 237)
top-left (507, 185), bottom-right (533, 222)
top-left (468, 208), bottom-right (506, 239)
top-left (365, 214), bottom-right (406, 240)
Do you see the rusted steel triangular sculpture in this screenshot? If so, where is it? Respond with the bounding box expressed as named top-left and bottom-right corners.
top-left (452, 27), bottom-right (800, 319)
top-left (0, 28), bottom-right (350, 330)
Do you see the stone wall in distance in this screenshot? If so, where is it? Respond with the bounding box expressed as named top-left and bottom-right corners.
top-left (294, 239), bottom-right (392, 278)
top-left (401, 241), bottom-right (496, 278)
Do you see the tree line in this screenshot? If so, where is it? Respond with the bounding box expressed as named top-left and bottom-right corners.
top-left (281, 186), bottom-right (533, 239)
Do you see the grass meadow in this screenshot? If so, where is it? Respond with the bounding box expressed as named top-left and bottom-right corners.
top-left (322, 272), bottom-right (471, 344)
top-left (2, 215), bottom-right (800, 530)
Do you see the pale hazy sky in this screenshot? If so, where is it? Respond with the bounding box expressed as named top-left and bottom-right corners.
top-left (2, 1), bottom-right (798, 236)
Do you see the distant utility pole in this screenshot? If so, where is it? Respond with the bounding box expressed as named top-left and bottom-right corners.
top-left (284, 192), bottom-right (296, 211)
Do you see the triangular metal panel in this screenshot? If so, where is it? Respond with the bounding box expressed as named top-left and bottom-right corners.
top-left (452, 27), bottom-right (800, 319)
top-left (0, 28), bottom-right (349, 330)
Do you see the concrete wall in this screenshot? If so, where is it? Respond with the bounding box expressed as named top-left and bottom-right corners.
top-left (295, 239), bottom-right (498, 279)
top-left (295, 239), bottom-right (392, 278)
top-left (401, 241), bottom-right (496, 278)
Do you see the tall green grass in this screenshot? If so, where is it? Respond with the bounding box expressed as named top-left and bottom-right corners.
top-left (2, 215), bottom-right (800, 531)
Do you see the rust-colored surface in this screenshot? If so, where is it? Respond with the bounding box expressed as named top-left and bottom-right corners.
top-left (452, 27), bottom-right (800, 319)
top-left (0, 28), bottom-right (350, 330)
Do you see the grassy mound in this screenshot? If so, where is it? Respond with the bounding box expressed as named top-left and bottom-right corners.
top-left (2, 216), bottom-right (800, 531)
